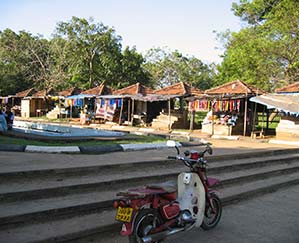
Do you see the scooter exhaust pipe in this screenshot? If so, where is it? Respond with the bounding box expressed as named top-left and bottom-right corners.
top-left (142, 227), bottom-right (185, 243)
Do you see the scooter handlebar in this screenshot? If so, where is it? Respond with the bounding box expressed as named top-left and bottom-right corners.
top-left (167, 156), bottom-right (177, 160)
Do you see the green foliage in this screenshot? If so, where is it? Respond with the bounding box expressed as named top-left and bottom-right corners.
top-left (217, 0), bottom-right (299, 91)
top-left (117, 46), bottom-right (150, 88)
top-left (0, 134), bottom-right (165, 146)
top-left (143, 47), bottom-right (215, 90)
top-left (54, 17), bottom-right (123, 89)
top-left (0, 17), bottom-right (213, 96)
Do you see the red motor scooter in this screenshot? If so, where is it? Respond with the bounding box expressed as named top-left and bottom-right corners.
top-left (113, 141), bottom-right (222, 243)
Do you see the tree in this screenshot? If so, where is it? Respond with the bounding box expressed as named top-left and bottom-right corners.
top-left (143, 47), bottom-right (214, 90)
top-left (0, 29), bottom-right (27, 96)
top-left (118, 46), bottom-right (150, 88)
top-left (0, 29), bottom-right (53, 95)
top-left (217, 0), bottom-right (299, 91)
top-left (0, 28), bottom-right (70, 95)
top-left (54, 17), bottom-right (123, 89)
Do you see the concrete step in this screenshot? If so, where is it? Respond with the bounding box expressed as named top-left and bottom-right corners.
top-left (1, 148), bottom-right (297, 177)
top-left (1, 170), bottom-right (299, 243)
top-left (221, 171), bottom-right (299, 205)
top-left (1, 148), bottom-right (299, 243)
top-left (0, 210), bottom-right (117, 243)
top-left (1, 159), bottom-right (299, 228)
top-left (2, 152), bottom-right (299, 202)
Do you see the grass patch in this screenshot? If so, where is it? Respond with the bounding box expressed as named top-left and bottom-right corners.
top-left (255, 112), bottom-right (281, 130)
top-left (0, 134), bottom-right (166, 146)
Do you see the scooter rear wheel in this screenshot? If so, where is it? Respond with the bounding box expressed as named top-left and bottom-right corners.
top-left (201, 193), bottom-right (222, 230)
top-left (129, 209), bottom-right (163, 243)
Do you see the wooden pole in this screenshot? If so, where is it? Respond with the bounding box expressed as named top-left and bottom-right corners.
top-left (243, 96), bottom-right (248, 136)
top-left (211, 105), bottom-right (214, 136)
top-left (119, 98), bottom-right (124, 125)
top-left (189, 109), bottom-right (194, 131)
top-left (266, 109), bottom-right (270, 133)
top-left (168, 98), bottom-right (171, 131)
top-left (261, 106), bottom-right (265, 134)
top-left (128, 99), bottom-right (131, 123)
top-left (131, 99), bottom-right (135, 125)
top-left (70, 101), bottom-right (73, 119)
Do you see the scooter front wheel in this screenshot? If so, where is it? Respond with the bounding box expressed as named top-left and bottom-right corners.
top-left (201, 193), bottom-right (222, 230)
top-left (129, 209), bottom-right (163, 243)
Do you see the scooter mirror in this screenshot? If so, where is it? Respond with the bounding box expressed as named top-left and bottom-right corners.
top-left (166, 140), bottom-right (176, 147)
top-left (207, 145), bottom-right (213, 155)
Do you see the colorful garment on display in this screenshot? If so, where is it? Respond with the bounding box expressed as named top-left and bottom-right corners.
top-left (95, 98), bottom-right (123, 121)
top-left (189, 99), bottom-right (242, 112)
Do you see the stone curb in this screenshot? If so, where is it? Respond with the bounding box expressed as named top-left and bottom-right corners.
top-left (0, 144), bottom-right (26, 152)
top-left (79, 144), bottom-right (123, 154)
top-left (0, 142), bottom-right (197, 154)
top-left (25, 145), bottom-right (81, 153)
top-left (119, 142), bottom-right (181, 152)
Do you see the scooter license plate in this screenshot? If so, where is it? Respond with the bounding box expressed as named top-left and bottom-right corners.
top-left (115, 207), bottom-right (133, 222)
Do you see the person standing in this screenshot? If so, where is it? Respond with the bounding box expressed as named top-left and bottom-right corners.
top-left (5, 108), bottom-right (14, 130)
top-left (0, 109), bottom-right (8, 132)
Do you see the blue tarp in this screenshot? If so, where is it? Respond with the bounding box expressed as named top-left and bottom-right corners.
top-left (66, 94), bottom-right (95, 99)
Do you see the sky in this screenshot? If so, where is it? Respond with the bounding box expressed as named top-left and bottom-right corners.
top-left (0, 0), bottom-right (241, 64)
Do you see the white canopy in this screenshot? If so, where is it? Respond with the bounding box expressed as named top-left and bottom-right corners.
top-left (250, 94), bottom-right (299, 115)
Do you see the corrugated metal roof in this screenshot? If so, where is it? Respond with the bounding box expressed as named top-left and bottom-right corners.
top-left (250, 94), bottom-right (299, 115)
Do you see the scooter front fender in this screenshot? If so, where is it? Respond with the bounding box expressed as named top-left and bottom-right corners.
top-left (177, 172), bottom-right (205, 227)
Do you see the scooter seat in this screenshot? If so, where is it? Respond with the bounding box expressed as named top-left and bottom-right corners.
top-left (147, 181), bottom-right (177, 193)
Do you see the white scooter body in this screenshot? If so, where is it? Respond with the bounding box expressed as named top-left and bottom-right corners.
top-left (177, 172), bottom-right (205, 227)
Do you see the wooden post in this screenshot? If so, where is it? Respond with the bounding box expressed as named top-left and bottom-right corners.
top-left (266, 109), bottom-right (270, 133)
top-left (70, 101), bottom-right (73, 119)
top-left (243, 97), bottom-right (248, 136)
top-left (119, 98), bottom-right (124, 125)
top-left (59, 98), bottom-right (61, 121)
top-left (128, 99), bottom-right (131, 123)
top-left (131, 99), bottom-right (135, 125)
top-left (261, 106), bottom-right (265, 134)
top-left (211, 107), bottom-right (214, 136)
top-left (251, 101), bottom-right (257, 138)
top-left (189, 110), bottom-right (195, 131)
top-left (168, 98), bottom-right (171, 131)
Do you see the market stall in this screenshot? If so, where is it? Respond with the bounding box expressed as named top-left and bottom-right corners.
top-left (250, 90), bottom-right (299, 140)
top-left (189, 80), bottom-right (263, 136)
top-left (21, 89), bottom-right (55, 118)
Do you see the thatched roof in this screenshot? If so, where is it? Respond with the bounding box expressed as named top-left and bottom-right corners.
top-left (113, 83), bottom-right (154, 95)
top-left (275, 82), bottom-right (299, 93)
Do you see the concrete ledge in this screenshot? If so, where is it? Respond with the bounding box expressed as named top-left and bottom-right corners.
top-left (79, 144), bottom-right (123, 154)
top-left (0, 144), bottom-right (26, 152)
top-left (269, 140), bottom-right (299, 146)
top-left (25, 145), bottom-right (81, 153)
top-left (1, 141), bottom-right (203, 154)
top-left (120, 142), bottom-right (182, 151)
top-left (211, 135), bottom-right (240, 140)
